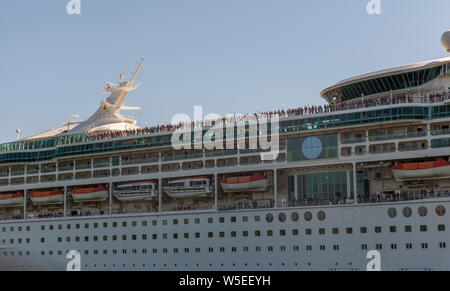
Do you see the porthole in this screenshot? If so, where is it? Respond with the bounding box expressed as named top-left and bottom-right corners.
top-left (291, 212), bottom-right (299, 222)
top-left (317, 211), bottom-right (326, 221)
top-left (418, 206), bottom-right (428, 217)
top-left (304, 211), bottom-right (312, 221)
top-left (436, 205), bottom-right (446, 216)
top-left (265, 213), bottom-right (274, 223)
top-left (403, 207), bottom-right (412, 218)
top-left (387, 207), bottom-right (397, 218)
top-left (278, 213), bottom-right (286, 222)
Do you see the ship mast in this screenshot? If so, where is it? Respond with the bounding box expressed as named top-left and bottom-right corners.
top-left (129, 58), bottom-right (145, 86)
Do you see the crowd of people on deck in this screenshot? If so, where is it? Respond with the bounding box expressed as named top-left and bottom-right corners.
top-left (218, 200), bottom-right (274, 211)
top-left (286, 195), bottom-right (351, 207)
top-left (357, 188), bottom-right (450, 204)
top-left (86, 91), bottom-right (450, 142)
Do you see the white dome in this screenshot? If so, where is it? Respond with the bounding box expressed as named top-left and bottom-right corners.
top-left (442, 30), bottom-right (450, 52)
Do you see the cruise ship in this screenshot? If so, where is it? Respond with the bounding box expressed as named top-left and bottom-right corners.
top-left (1, 50), bottom-right (450, 271)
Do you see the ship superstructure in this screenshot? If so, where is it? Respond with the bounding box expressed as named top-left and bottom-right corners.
top-left (0, 56), bottom-right (450, 271)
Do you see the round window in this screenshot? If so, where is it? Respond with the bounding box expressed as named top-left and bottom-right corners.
top-left (387, 207), bottom-right (397, 218)
top-left (291, 212), bottom-right (299, 222)
top-left (278, 213), bottom-right (286, 222)
top-left (403, 207), bottom-right (412, 218)
top-left (436, 205), bottom-right (446, 216)
top-left (302, 137), bottom-right (323, 160)
top-left (265, 213), bottom-right (274, 223)
top-left (304, 211), bottom-right (312, 221)
top-left (317, 211), bottom-right (326, 221)
top-left (418, 206), bottom-right (428, 217)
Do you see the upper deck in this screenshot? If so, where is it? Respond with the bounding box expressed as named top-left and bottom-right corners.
top-left (0, 92), bottom-right (449, 165)
top-left (321, 56), bottom-right (450, 104)
top-left (0, 58), bottom-right (450, 222)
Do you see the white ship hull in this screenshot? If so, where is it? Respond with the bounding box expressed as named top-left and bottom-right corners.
top-left (221, 179), bottom-right (269, 192)
top-left (71, 191), bottom-right (109, 203)
top-left (30, 195), bottom-right (64, 205)
top-left (393, 165), bottom-right (450, 180)
top-left (0, 199), bottom-right (449, 271)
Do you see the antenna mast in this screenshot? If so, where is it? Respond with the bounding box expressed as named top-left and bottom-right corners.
top-left (129, 58), bottom-right (145, 85)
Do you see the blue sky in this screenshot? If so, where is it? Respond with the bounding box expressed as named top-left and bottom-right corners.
top-left (0, 0), bottom-right (449, 143)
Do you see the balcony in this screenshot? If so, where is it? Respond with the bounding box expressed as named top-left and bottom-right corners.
top-left (26, 176), bottom-right (39, 184)
top-left (122, 157), bottom-right (159, 165)
top-left (75, 162), bottom-right (91, 170)
top-left (368, 131), bottom-right (426, 142)
top-left (431, 128), bottom-right (450, 136)
top-left (369, 146), bottom-right (395, 154)
top-left (93, 162), bottom-right (110, 168)
top-left (161, 163), bottom-right (180, 172)
top-left (205, 150), bottom-right (238, 158)
top-left (93, 170), bottom-right (110, 178)
top-left (217, 158), bottom-right (238, 168)
top-left (26, 166), bottom-right (40, 175)
top-left (10, 170), bottom-right (25, 176)
top-left (75, 172), bottom-right (91, 180)
top-left (341, 137), bottom-right (366, 144)
top-left (58, 165), bottom-right (74, 172)
top-left (398, 144), bottom-right (428, 152)
top-left (161, 151), bottom-right (202, 162)
top-left (58, 174), bottom-right (73, 181)
top-left (240, 157), bottom-right (262, 165)
top-left (121, 167), bottom-right (139, 176)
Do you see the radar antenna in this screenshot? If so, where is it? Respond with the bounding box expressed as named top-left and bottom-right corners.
top-left (442, 30), bottom-right (450, 53)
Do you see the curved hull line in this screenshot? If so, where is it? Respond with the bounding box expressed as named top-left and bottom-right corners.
top-left (71, 190), bottom-right (109, 202)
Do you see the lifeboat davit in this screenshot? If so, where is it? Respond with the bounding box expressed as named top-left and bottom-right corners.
top-left (71, 185), bottom-right (108, 202)
top-left (392, 158), bottom-right (450, 181)
top-left (163, 176), bottom-right (212, 198)
top-left (30, 189), bottom-right (64, 205)
top-left (113, 180), bottom-right (158, 202)
top-left (220, 173), bottom-right (269, 192)
top-left (0, 192), bottom-right (24, 207)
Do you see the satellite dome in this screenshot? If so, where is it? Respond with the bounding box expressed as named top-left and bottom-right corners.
top-left (442, 30), bottom-right (450, 52)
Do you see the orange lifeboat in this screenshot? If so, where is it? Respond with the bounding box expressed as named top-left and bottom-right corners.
top-left (220, 173), bottom-right (269, 192)
top-left (392, 158), bottom-right (450, 181)
top-left (30, 189), bottom-right (64, 205)
top-left (71, 185), bottom-right (108, 202)
top-left (0, 192), bottom-right (24, 207)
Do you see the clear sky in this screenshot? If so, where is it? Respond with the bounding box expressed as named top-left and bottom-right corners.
top-left (0, 0), bottom-right (449, 143)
